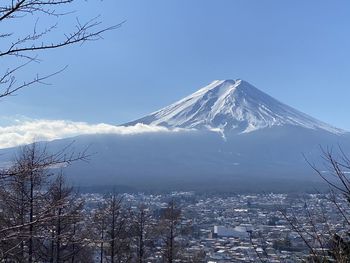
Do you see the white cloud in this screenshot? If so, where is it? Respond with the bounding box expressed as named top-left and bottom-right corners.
top-left (0, 119), bottom-right (189, 149)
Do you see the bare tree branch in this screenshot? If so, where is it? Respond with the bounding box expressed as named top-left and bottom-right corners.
top-left (0, 0), bottom-right (123, 99)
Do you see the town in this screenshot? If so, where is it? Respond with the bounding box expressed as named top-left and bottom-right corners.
top-left (83, 191), bottom-right (346, 262)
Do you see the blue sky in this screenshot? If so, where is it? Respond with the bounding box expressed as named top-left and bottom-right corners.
top-left (1, 0), bottom-right (350, 132)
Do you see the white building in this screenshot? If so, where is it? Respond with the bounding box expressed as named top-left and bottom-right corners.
top-left (212, 226), bottom-right (249, 239)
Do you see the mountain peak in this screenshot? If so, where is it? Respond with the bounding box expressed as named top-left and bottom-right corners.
top-left (199, 79), bottom-right (242, 91)
top-left (126, 79), bottom-right (343, 134)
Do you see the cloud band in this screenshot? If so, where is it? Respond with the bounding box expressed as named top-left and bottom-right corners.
top-left (0, 119), bottom-right (187, 149)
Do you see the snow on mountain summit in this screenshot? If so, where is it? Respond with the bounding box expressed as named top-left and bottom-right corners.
top-left (126, 79), bottom-right (343, 134)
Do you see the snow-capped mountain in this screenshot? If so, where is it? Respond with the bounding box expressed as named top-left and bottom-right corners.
top-left (127, 79), bottom-right (342, 134)
top-left (1, 79), bottom-right (349, 192)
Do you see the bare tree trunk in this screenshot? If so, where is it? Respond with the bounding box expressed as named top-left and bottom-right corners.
top-left (169, 220), bottom-right (174, 263)
top-left (160, 200), bottom-right (181, 263)
top-left (28, 170), bottom-right (34, 263)
top-left (20, 182), bottom-right (25, 260)
top-left (71, 223), bottom-right (76, 263)
top-left (134, 205), bottom-right (149, 263)
top-left (138, 210), bottom-right (144, 263)
top-left (50, 230), bottom-right (54, 263)
top-left (56, 181), bottom-right (62, 263)
top-left (100, 217), bottom-right (104, 263)
top-left (111, 195), bottom-right (116, 263)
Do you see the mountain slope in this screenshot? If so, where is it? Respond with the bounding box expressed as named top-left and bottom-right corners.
top-left (1, 126), bottom-right (346, 192)
top-left (126, 79), bottom-right (342, 134)
top-left (1, 79), bottom-right (348, 192)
